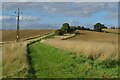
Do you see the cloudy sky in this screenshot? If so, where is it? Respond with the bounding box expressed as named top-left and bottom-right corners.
top-left (1, 2), bottom-right (118, 29)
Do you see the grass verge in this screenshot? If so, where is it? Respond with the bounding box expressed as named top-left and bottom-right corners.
top-left (29, 42), bottom-right (118, 78)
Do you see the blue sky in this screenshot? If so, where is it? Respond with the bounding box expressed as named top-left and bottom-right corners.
top-left (1, 2), bottom-right (118, 29)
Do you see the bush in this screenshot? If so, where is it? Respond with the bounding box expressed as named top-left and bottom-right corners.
top-left (55, 29), bottom-right (64, 35)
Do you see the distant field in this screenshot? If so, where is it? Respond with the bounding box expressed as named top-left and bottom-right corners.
top-left (2, 29), bottom-right (54, 42)
top-left (102, 29), bottom-right (119, 34)
top-left (69, 30), bottom-right (118, 43)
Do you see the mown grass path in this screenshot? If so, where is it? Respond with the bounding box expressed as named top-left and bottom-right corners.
top-left (28, 42), bottom-right (118, 78)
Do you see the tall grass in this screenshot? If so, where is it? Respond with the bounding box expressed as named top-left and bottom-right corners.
top-left (41, 39), bottom-right (118, 61)
top-left (2, 41), bottom-right (29, 78)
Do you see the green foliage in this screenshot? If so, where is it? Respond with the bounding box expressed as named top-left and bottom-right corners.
top-left (55, 29), bottom-right (64, 35)
top-left (111, 27), bottom-right (116, 29)
top-left (72, 26), bottom-right (91, 31)
top-left (94, 22), bottom-right (107, 32)
top-left (61, 23), bottom-right (70, 33)
top-left (68, 26), bottom-right (76, 34)
top-left (29, 42), bottom-right (118, 78)
top-left (55, 23), bottom-right (77, 35)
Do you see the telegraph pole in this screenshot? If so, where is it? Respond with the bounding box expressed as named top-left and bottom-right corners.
top-left (15, 8), bottom-right (22, 42)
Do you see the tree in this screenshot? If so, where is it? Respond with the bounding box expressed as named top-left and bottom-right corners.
top-left (81, 26), bottom-right (85, 30)
top-left (111, 27), bottom-right (115, 29)
top-left (55, 29), bottom-right (64, 35)
top-left (61, 23), bottom-right (70, 33)
top-left (69, 26), bottom-right (76, 34)
top-left (94, 22), bottom-right (106, 32)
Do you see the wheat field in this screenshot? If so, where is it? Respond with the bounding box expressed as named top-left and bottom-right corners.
top-left (102, 29), bottom-right (119, 34)
top-left (2, 29), bottom-right (54, 42)
top-left (41, 30), bottom-right (118, 61)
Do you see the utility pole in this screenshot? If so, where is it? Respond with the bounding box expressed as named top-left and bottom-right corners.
top-left (15, 8), bottom-right (22, 42)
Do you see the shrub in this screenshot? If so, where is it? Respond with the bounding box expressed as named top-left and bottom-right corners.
top-left (55, 29), bottom-right (64, 35)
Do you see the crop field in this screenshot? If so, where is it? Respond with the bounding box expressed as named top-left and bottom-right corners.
top-left (69, 30), bottom-right (118, 43)
top-left (42, 30), bottom-right (118, 60)
top-left (2, 30), bottom-right (119, 78)
top-left (29, 42), bottom-right (118, 78)
top-left (102, 29), bottom-right (119, 34)
top-left (2, 29), bottom-right (54, 42)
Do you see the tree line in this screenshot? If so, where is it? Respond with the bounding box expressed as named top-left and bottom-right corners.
top-left (55, 22), bottom-right (118, 35)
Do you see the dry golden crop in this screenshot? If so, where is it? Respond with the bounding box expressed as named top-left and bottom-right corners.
top-left (41, 30), bottom-right (118, 61)
top-left (2, 29), bottom-right (54, 42)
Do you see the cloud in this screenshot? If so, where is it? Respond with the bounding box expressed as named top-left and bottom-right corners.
top-left (63, 20), bottom-right (80, 26)
top-left (19, 16), bottom-right (39, 20)
top-left (0, 16), bottom-right (10, 20)
top-left (2, 2), bottom-right (118, 18)
top-left (107, 11), bottom-right (118, 19)
top-left (43, 2), bottom-right (118, 17)
top-left (20, 23), bottom-right (58, 29)
top-left (0, 15), bottom-right (39, 21)
top-left (0, 16), bottom-right (15, 21)
top-left (2, 15), bottom-right (41, 29)
top-left (2, 2), bottom-right (118, 29)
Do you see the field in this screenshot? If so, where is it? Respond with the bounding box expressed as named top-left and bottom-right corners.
top-left (2, 29), bottom-right (54, 42)
top-left (29, 42), bottom-right (118, 78)
top-left (42, 30), bottom-right (118, 60)
top-left (69, 30), bottom-right (118, 43)
top-left (2, 29), bottom-right (119, 78)
top-left (102, 29), bottom-right (119, 34)
top-left (2, 30), bottom-right (54, 78)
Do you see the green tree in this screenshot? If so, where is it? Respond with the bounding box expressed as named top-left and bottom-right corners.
top-left (61, 23), bottom-right (70, 33)
top-left (111, 27), bottom-right (115, 29)
top-left (55, 29), bottom-right (64, 35)
top-left (94, 23), bottom-right (106, 32)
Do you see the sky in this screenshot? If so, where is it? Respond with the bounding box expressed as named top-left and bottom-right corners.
top-left (1, 2), bottom-right (118, 30)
